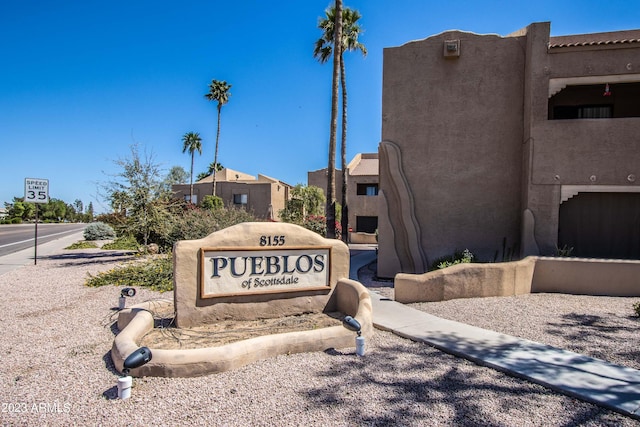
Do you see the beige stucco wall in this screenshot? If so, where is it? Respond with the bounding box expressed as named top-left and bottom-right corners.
top-left (112, 278), bottom-right (373, 377)
top-left (173, 180), bottom-right (289, 220)
top-left (379, 22), bottom-right (640, 277)
top-left (379, 29), bottom-right (526, 277)
top-left (395, 257), bottom-right (640, 303)
top-left (395, 258), bottom-right (535, 303)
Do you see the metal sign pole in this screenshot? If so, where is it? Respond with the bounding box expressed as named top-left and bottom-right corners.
top-left (24, 178), bottom-right (49, 266)
top-left (34, 207), bottom-right (38, 265)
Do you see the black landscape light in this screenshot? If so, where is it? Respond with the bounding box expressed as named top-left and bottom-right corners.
top-left (118, 347), bottom-right (152, 400)
top-left (122, 346), bottom-right (152, 376)
top-left (118, 287), bottom-right (136, 310)
top-left (343, 316), bottom-right (366, 357)
top-left (121, 287), bottom-right (136, 298)
top-left (343, 315), bottom-right (362, 336)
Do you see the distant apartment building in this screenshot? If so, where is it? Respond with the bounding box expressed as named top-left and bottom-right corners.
top-left (378, 22), bottom-right (640, 277)
top-left (308, 153), bottom-right (379, 243)
top-left (172, 168), bottom-right (292, 220)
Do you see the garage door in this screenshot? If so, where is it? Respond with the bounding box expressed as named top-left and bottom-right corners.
top-left (558, 192), bottom-right (640, 259)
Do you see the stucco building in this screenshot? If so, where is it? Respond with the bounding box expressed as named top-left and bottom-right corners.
top-left (308, 153), bottom-right (380, 243)
top-left (378, 22), bottom-right (640, 278)
top-left (172, 168), bottom-right (291, 220)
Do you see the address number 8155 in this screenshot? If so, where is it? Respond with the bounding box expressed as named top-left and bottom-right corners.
top-left (259, 235), bottom-right (285, 246)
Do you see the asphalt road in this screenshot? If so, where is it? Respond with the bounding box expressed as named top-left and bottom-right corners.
top-left (0, 223), bottom-right (86, 257)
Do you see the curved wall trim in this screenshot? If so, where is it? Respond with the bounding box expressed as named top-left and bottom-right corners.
top-left (379, 140), bottom-right (427, 273)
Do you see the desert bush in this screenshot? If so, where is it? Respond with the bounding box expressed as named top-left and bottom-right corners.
top-left (65, 241), bottom-right (98, 250)
top-left (164, 205), bottom-right (257, 248)
top-left (633, 302), bottom-right (640, 318)
top-left (302, 215), bottom-right (342, 240)
top-left (102, 235), bottom-right (139, 250)
top-left (201, 195), bottom-right (223, 210)
top-left (86, 255), bottom-right (173, 292)
top-left (430, 249), bottom-right (475, 270)
top-left (556, 244), bottom-right (574, 257)
top-left (83, 222), bottom-right (116, 240)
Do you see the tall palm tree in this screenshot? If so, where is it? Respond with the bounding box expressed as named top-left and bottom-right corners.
top-left (320, 0), bottom-right (342, 238)
top-left (204, 79), bottom-right (232, 196)
top-left (181, 131), bottom-right (202, 204)
top-left (315, 3), bottom-right (366, 241)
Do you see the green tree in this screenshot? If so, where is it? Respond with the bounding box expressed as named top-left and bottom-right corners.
top-left (7, 199), bottom-right (25, 220)
top-left (41, 198), bottom-right (67, 222)
top-left (86, 202), bottom-right (94, 222)
top-left (204, 79), bottom-right (232, 197)
top-left (279, 184), bottom-right (326, 223)
top-left (6, 197), bottom-right (35, 221)
top-left (181, 132), bottom-right (203, 203)
top-left (103, 144), bottom-right (169, 246)
top-left (74, 199), bottom-right (83, 215)
top-left (315, 3), bottom-right (366, 241)
top-left (196, 162), bottom-right (224, 182)
top-left (163, 165), bottom-right (189, 196)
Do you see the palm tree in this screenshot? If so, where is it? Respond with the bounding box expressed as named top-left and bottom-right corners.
top-left (181, 131), bottom-right (202, 204)
top-left (204, 79), bottom-right (232, 196)
top-left (315, 3), bottom-right (366, 241)
top-left (318, 0), bottom-right (342, 238)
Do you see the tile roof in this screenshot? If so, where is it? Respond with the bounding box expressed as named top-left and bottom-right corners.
top-left (549, 29), bottom-right (640, 49)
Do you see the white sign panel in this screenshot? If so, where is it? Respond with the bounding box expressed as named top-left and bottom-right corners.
top-left (24, 178), bottom-right (49, 204)
top-left (201, 247), bottom-right (331, 298)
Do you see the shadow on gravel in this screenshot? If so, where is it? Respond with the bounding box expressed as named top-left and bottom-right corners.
top-left (544, 313), bottom-right (639, 363)
top-left (102, 385), bottom-right (119, 400)
top-left (43, 251), bottom-right (136, 267)
top-left (358, 261), bottom-right (394, 288)
top-left (103, 350), bottom-right (120, 376)
top-left (305, 340), bottom-right (635, 425)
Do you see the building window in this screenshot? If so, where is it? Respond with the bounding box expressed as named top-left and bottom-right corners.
top-left (184, 194), bottom-right (197, 204)
top-left (357, 183), bottom-right (379, 196)
top-left (356, 216), bottom-right (378, 234)
top-left (233, 194), bottom-right (248, 206)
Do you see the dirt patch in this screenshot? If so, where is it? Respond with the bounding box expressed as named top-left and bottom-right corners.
top-left (140, 312), bottom-right (345, 349)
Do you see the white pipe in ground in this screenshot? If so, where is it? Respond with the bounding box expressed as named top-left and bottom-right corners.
top-left (117, 376), bottom-right (132, 399)
top-left (356, 336), bottom-right (365, 356)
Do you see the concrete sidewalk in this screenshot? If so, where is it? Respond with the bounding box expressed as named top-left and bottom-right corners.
top-left (0, 230), bottom-right (84, 276)
top-left (349, 248), bottom-right (640, 420)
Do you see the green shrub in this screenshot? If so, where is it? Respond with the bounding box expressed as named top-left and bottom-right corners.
top-left (94, 212), bottom-right (127, 235)
top-left (556, 244), bottom-right (574, 257)
top-left (102, 235), bottom-right (139, 250)
top-left (633, 302), bottom-right (640, 317)
top-left (430, 249), bottom-right (475, 270)
top-left (201, 195), bottom-right (223, 210)
top-left (83, 222), bottom-right (116, 240)
top-left (165, 205), bottom-right (256, 248)
top-left (65, 241), bottom-right (98, 250)
top-left (302, 215), bottom-right (342, 239)
top-left (10, 217), bottom-right (22, 224)
top-left (86, 255), bottom-right (173, 292)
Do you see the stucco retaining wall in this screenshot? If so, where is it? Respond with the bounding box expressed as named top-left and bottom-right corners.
top-left (112, 279), bottom-right (373, 377)
top-left (395, 256), bottom-right (640, 303)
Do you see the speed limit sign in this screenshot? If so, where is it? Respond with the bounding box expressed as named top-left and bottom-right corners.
top-left (24, 178), bottom-right (49, 204)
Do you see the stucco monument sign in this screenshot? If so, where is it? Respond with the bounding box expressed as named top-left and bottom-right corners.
top-left (112, 222), bottom-right (373, 377)
top-left (174, 222), bottom-right (351, 328)
top-left (200, 247), bottom-right (330, 298)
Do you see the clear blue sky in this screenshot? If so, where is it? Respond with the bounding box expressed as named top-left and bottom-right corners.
top-left (1, 1), bottom-right (638, 213)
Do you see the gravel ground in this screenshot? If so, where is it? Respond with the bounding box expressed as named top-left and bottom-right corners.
top-left (0, 249), bottom-right (639, 426)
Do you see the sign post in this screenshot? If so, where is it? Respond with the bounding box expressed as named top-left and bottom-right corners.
top-left (24, 178), bottom-right (49, 265)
